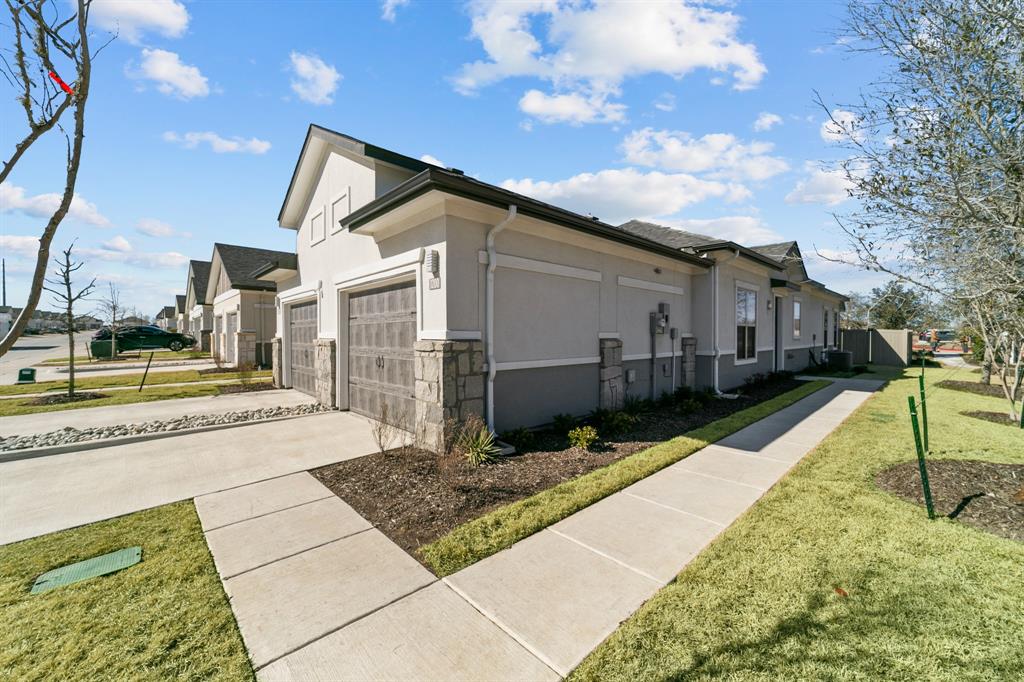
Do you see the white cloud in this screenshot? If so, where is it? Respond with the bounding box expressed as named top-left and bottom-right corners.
top-left (518, 89), bottom-right (626, 125)
top-left (0, 234), bottom-right (40, 257)
top-left (130, 48), bottom-right (209, 99)
top-left (653, 93), bottom-right (676, 112)
top-left (420, 154), bottom-right (445, 167)
top-left (80, 246), bottom-right (189, 270)
top-left (136, 218), bottom-right (191, 238)
top-left (455, 1), bottom-right (765, 124)
top-left (102, 235), bottom-right (133, 252)
top-left (91, 0), bottom-right (189, 44)
top-left (668, 216), bottom-right (782, 245)
top-left (0, 182), bottom-right (111, 227)
top-left (785, 163), bottom-right (853, 205)
top-left (621, 128), bottom-right (788, 182)
top-left (288, 52), bottom-right (341, 105)
top-left (381, 0), bottom-right (409, 22)
top-left (753, 111), bottom-right (782, 131)
top-left (163, 131), bottom-right (271, 154)
top-left (820, 109), bottom-right (860, 143)
top-left (501, 168), bottom-right (747, 225)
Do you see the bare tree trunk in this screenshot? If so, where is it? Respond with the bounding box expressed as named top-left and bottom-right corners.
top-left (981, 347), bottom-right (993, 385)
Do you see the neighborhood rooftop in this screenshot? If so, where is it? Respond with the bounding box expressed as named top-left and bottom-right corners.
top-left (212, 243), bottom-right (296, 291)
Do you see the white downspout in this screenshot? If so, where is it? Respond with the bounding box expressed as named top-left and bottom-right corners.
top-left (485, 205), bottom-right (517, 431)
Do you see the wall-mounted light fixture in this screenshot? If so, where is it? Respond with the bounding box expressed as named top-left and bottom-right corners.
top-left (424, 250), bottom-right (440, 276)
top-left (767, 298), bottom-right (773, 310)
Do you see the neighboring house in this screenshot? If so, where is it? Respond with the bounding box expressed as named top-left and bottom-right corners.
top-left (269, 125), bottom-right (847, 447)
top-left (7, 308), bottom-right (64, 332)
top-left (183, 259), bottom-right (213, 351)
top-left (174, 295), bottom-right (188, 337)
top-left (154, 306), bottom-right (177, 331)
top-left (0, 306), bottom-right (11, 337)
top-left (74, 314), bottom-right (103, 330)
top-left (121, 315), bottom-right (149, 327)
top-left (205, 243), bottom-right (294, 368)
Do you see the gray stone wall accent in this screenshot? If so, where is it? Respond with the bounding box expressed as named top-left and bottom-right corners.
top-left (315, 338), bottom-right (336, 407)
top-left (681, 337), bottom-right (697, 389)
top-left (235, 331), bottom-right (256, 368)
top-left (199, 329), bottom-right (211, 353)
top-left (271, 337), bottom-right (283, 388)
top-left (414, 340), bottom-right (484, 451)
top-left (598, 338), bottom-right (624, 411)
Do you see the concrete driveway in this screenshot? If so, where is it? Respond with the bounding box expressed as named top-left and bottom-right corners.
top-left (0, 411), bottom-right (378, 545)
top-left (0, 389), bottom-right (316, 438)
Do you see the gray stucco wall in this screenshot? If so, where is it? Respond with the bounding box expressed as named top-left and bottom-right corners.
top-left (494, 363), bottom-right (599, 431)
top-left (718, 350), bottom-right (774, 391)
top-left (696, 355), bottom-right (715, 389)
top-left (621, 357), bottom-right (682, 402)
top-left (782, 345), bottom-right (824, 373)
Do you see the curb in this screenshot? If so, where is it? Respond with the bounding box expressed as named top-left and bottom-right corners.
top-left (52, 358), bottom-right (212, 373)
top-left (0, 410), bottom-right (336, 464)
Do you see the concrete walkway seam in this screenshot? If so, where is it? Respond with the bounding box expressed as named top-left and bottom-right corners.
top-left (621, 491), bottom-right (728, 528)
top-left (673, 468), bottom-right (768, 491)
top-left (220, 526), bottom-right (376, 580)
top-left (200, 494), bottom-right (336, 533)
top-left (547, 528), bottom-right (666, 585)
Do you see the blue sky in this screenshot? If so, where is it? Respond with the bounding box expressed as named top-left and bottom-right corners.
top-left (1, 0), bottom-right (890, 318)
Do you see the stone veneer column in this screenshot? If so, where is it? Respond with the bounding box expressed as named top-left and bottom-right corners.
top-left (314, 338), bottom-right (336, 407)
top-left (235, 331), bottom-right (256, 368)
top-left (413, 340), bottom-right (485, 452)
top-left (271, 337), bottom-right (284, 388)
top-left (681, 337), bottom-right (697, 388)
top-left (200, 330), bottom-right (211, 353)
top-left (599, 337), bottom-right (624, 410)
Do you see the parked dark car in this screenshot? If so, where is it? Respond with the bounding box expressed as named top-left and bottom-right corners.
top-left (91, 325), bottom-right (196, 355)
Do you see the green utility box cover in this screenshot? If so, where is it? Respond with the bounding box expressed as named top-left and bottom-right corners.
top-left (31, 546), bottom-right (142, 594)
top-left (16, 368), bottom-right (36, 384)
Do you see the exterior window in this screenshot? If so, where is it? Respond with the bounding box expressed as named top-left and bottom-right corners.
top-left (833, 312), bottom-right (839, 346)
top-left (310, 208), bottom-right (326, 245)
top-left (793, 300), bottom-right (802, 339)
top-left (736, 286), bottom-right (757, 361)
top-left (823, 310), bottom-right (829, 347)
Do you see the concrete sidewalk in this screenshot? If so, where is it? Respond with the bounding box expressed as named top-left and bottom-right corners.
top-left (0, 411), bottom-right (376, 545)
top-left (0, 389), bottom-right (314, 438)
top-left (205, 379), bottom-right (878, 680)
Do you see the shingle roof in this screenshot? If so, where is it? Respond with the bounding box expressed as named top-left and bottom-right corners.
top-left (156, 305), bottom-right (175, 320)
top-left (616, 220), bottom-right (719, 250)
top-left (213, 243), bottom-right (295, 291)
top-left (190, 260), bottom-right (212, 304)
top-left (749, 241), bottom-right (797, 262)
top-left (175, 295), bottom-right (186, 313)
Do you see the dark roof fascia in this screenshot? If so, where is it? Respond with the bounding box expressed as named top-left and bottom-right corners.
top-left (250, 253), bottom-right (299, 280)
top-left (694, 242), bottom-right (785, 271)
top-left (343, 169), bottom-right (711, 269)
top-left (233, 283), bottom-right (278, 293)
top-left (770, 278), bottom-right (802, 291)
top-left (801, 279), bottom-right (849, 302)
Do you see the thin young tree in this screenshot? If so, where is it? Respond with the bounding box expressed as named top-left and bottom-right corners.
top-left (0, 0), bottom-right (112, 357)
top-left (95, 281), bottom-right (122, 359)
top-left (818, 0), bottom-right (1024, 420)
top-left (42, 241), bottom-right (94, 397)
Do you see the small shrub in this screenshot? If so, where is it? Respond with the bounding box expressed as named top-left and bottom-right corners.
top-left (551, 413), bottom-right (577, 435)
top-left (656, 390), bottom-right (675, 408)
top-left (455, 414), bottom-right (501, 466)
top-left (500, 426), bottom-right (535, 453)
top-left (672, 385), bottom-right (694, 402)
top-left (743, 372), bottom-right (768, 388)
top-left (606, 411), bottom-right (636, 436)
top-left (623, 394), bottom-right (651, 416)
top-left (678, 398), bottom-right (702, 415)
top-left (694, 389), bottom-right (715, 406)
top-left (568, 425), bottom-right (599, 450)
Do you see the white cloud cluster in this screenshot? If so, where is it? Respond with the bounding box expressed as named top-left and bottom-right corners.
top-left (0, 182), bottom-right (111, 227)
top-left (0, 234), bottom-right (40, 258)
top-left (131, 48), bottom-right (209, 99)
top-left (820, 109), bottom-right (860, 143)
top-left (81, 242), bottom-right (189, 269)
top-left (455, 1), bottom-right (765, 124)
top-left (288, 52), bottom-right (341, 105)
top-left (163, 131), bottom-right (271, 154)
top-left (419, 154), bottom-right (445, 167)
top-left (785, 163), bottom-right (853, 205)
top-left (381, 0), bottom-right (409, 22)
top-left (102, 235), bottom-right (134, 253)
top-left (501, 168), bottom-right (748, 225)
top-left (669, 216), bottom-right (782, 245)
top-left (653, 93), bottom-right (676, 112)
top-left (621, 128), bottom-right (789, 182)
top-left (136, 218), bottom-right (192, 238)
top-left (91, 0), bottom-right (189, 44)
top-left (753, 111), bottom-right (782, 131)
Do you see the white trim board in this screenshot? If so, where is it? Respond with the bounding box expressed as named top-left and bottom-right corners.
top-left (278, 280), bottom-right (321, 304)
top-left (420, 330), bottom-right (483, 341)
top-left (617, 275), bottom-right (684, 296)
top-left (495, 356), bottom-right (600, 371)
top-left (623, 351), bottom-right (686, 361)
top-left (477, 251), bottom-right (602, 282)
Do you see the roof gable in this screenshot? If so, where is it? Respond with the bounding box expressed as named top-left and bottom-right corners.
top-left (206, 243), bottom-right (294, 300)
top-left (187, 260), bottom-right (212, 306)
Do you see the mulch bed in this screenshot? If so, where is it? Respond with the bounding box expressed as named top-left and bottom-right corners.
top-left (26, 391), bottom-right (107, 406)
top-left (876, 460), bottom-right (1024, 542)
top-left (313, 377), bottom-right (806, 564)
top-left (936, 379), bottom-right (1021, 400)
top-left (217, 382), bottom-right (275, 394)
top-left (962, 411), bottom-right (1019, 427)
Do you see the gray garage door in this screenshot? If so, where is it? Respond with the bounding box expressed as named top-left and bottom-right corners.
top-left (289, 301), bottom-right (317, 396)
top-left (225, 312), bottom-right (237, 364)
top-left (348, 281), bottom-right (416, 423)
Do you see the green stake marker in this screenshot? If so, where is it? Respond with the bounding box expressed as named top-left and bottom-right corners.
top-left (908, 396), bottom-right (935, 520)
top-left (918, 373), bottom-right (929, 453)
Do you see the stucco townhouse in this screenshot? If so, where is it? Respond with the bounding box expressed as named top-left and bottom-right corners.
top-left (173, 295), bottom-right (187, 337)
top-left (183, 259), bottom-right (213, 351)
top-left (262, 125), bottom-right (846, 447)
top-left (205, 243), bottom-right (295, 368)
top-left (154, 305), bottom-right (176, 331)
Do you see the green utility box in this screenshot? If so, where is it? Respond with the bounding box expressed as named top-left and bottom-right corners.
top-left (89, 340), bottom-right (116, 359)
top-left (16, 367), bottom-right (36, 384)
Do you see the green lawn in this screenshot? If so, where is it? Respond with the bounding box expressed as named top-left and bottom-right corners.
top-left (0, 368), bottom-right (271, 397)
top-left (0, 382), bottom-right (264, 417)
top-left (0, 502), bottom-right (252, 681)
top-left (420, 380), bottom-right (831, 576)
top-left (571, 367), bottom-right (1024, 680)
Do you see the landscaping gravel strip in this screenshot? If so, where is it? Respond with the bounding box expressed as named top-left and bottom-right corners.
top-left (0, 404), bottom-right (330, 452)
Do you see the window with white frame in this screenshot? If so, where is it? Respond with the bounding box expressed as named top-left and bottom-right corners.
top-left (736, 286), bottom-right (757, 361)
top-left (309, 207), bottom-right (326, 245)
top-left (793, 299), bottom-right (802, 338)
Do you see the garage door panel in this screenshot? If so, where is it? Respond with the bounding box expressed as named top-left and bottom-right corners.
top-left (348, 281), bottom-right (416, 423)
top-left (289, 301), bottom-right (317, 396)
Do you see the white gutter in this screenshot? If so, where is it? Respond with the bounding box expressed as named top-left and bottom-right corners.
top-left (485, 205), bottom-right (518, 431)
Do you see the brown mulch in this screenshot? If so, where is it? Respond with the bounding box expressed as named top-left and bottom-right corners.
top-left (313, 377), bottom-right (806, 564)
top-left (876, 460), bottom-right (1024, 542)
top-left (217, 381), bottom-right (275, 394)
top-left (962, 411), bottom-right (1019, 427)
top-left (27, 391), bottom-right (107, 406)
top-left (936, 379), bottom-right (1021, 400)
